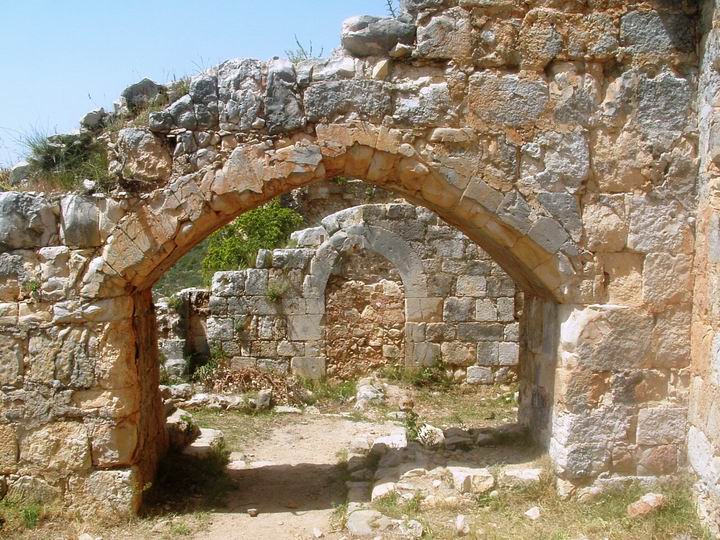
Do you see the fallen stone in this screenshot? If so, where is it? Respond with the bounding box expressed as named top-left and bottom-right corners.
top-left (455, 514), bottom-right (470, 536)
top-left (346, 509), bottom-right (382, 536)
top-left (500, 466), bottom-right (543, 487)
top-left (248, 508), bottom-right (259, 517)
top-left (274, 405), bottom-right (302, 414)
top-left (166, 408), bottom-right (200, 451)
top-left (448, 466), bottom-right (495, 494)
top-left (182, 428), bottom-right (224, 459)
top-left (399, 519), bottom-right (424, 538)
top-left (256, 388), bottom-right (273, 410)
top-left (524, 506), bottom-right (541, 520)
top-left (418, 424), bottom-right (445, 447)
top-left (627, 493), bottom-right (666, 518)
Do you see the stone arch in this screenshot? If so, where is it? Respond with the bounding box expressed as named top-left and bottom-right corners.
top-left (87, 131), bottom-right (580, 304)
top-left (303, 223), bottom-right (429, 301)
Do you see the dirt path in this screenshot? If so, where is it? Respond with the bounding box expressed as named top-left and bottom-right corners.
top-left (196, 415), bottom-right (397, 540)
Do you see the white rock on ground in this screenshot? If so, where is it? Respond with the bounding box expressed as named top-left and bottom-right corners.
top-left (182, 427), bottom-right (224, 459)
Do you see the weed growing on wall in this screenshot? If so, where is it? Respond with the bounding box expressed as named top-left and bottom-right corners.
top-left (202, 200), bottom-right (304, 282)
top-left (23, 131), bottom-right (112, 192)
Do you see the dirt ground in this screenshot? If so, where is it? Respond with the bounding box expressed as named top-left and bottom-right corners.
top-left (198, 415), bottom-right (397, 540)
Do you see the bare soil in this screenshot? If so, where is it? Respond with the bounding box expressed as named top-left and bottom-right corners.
top-left (196, 415), bottom-right (397, 540)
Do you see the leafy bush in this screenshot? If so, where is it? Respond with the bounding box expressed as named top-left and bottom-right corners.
top-left (23, 131), bottom-right (112, 191)
top-left (202, 200), bottom-right (304, 282)
top-left (0, 168), bottom-right (10, 191)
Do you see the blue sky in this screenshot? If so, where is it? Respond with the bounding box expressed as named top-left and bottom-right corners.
top-left (0, 0), bottom-right (389, 166)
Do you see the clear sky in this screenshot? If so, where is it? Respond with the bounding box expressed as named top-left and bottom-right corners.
top-left (0, 0), bottom-right (390, 167)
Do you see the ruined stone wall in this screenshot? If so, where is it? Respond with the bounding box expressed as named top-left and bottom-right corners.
top-left (689, 0), bottom-right (720, 533)
top-left (156, 288), bottom-right (210, 380)
top-left (284, 179), bottom-right (397, 227)
top-left (0, 0), bottom-right (705, 516)
top-left (324, 250), bottom-right (406, 379)
top-left (207, 203), bottom-right (520, 383)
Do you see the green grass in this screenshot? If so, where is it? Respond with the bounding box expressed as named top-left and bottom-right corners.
top-left (412, 475), bottom-right (712, 540)
top-left (190, 408), bottom-right (292, 452)
top-left (303, 378), bottom-right (357, 405)
top-left (0, 497), bottom-right (48, 534)
top-left (21, 130), bottom-right (114, 192)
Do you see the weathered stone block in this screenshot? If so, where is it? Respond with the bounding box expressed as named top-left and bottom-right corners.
top-left (291, 357), bottom-right (325, 379)
top-left (468, 72), bottom-right (549, 128)
top-left (443, 297), bottom-right (475, 322)
top-left (636, 407), bottom-right (687, 446)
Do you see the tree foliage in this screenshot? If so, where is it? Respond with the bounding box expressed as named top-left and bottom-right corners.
top-left (202, 201), bottom-right (304, 282)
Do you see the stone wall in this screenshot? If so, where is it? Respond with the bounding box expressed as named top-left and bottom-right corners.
top-left (325, 250), bottom-right (406, 379)
top-left (284, 178), bottom-right (397, 227)
top-left (156, 288), bottom-right (210, 380)
top-left (689, 0), bottom-right (720, 533)
top-left (207, 203), bottom-right (521, 383)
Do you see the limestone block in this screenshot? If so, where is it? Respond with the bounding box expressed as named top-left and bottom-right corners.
top-left (291, 357), bottom-right (325, 379)
top-left (212, 272), bottom-right (245, 297)
top-left (467, 365), bottom-right (493, 384)
top-left (245, 269), bottom-right (269, 295)
top-left (636, 407), bottom-right (687, 446)
top-left (637, 445), bottom-right (678, 475)
top-left (0, 424), bottom-right (18, 474)
top-left (497, 297), bottom-right (515, 322)
top-left (86, 419), bottom-right (139, 468)
top-left (457, 323), bottom-right (504, 342)
top-left (504, 323), bottom-right (519, 342)
top-left (116, 128), bottom-right (172, 183)
top-left (468, 72), bottom-right (548, 128)
top-left (498, 342), bottom-right (519, 366)
top-left (60, 194), bottom-right (101, 248)
top-left (81, 469), bottom-right (139, 516)
top-left (394, 83), bottom-right (453, 126)
top-left (415, 7), bottom-right (473, 60)
top-left (305, 80), bottom-right (392, 122)
top-left (443, 297), bottom-right (475, 322)
top-left (0, 192), bottom-right (58, 251)
top-left (627, 195), bottom-right (693, 255)
top-left (441, 342), bottom-right (476, 366)
top-left (341, 16), bottom-right (416, 57)
top-left (7, 476), bottom-right (60, 503)
top-left (620, 11), bottom-right (694, 55)
top-left (456, 275), bottom-right (486, 297)
top-left (407, 342), bottom-right (441, 366)
top-left (406, 297), bottom-right (443, 322)
top-left (560, 305), bottom-right (654, 371)
top-left (598, 253), bottom-right (643, 306)
top-left (475, 299), bottom-right (497, 321)
top-left (21, 421), bottom-right (91, 472)
top-left (476, 342), bottom-right (499, 366)
top-left (641, 253), bottom-right (692, 308)
top-left (265, 59), bottom-right (304, 134)
top-left (652, 307), bottom-right (691, 369)
top-left (0, 338), bottom-right (23, 386)
top-left (287, 314), bottom-right (323, 340)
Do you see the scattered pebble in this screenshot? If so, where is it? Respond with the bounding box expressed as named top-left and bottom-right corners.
top-left (247, 508), bottom-right (259, 517)
top-left (312, 527), bottom-right (324, 538)
top-left (524, 506), bottom-right (542, 520)
top-left (455, 514), bottom-right (470, 536)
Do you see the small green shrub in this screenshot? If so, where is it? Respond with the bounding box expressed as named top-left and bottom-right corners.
top-left (22, 280), bottom-right (41, 294)
top-left (303, 378), bottom-right (357, 403)
top-left (0, 497), bottom-right (46, 532)
top-left (265, 278), bottom-right (290, 302)
top-left (192, 347), bottom-right (225, 385)
top-left (167, 294), bottom-right (184, 313)
top-left (381, 358), bottom-right (452, 388)
top-left (202, 200), bottom-right (304, 282)
top-left (403, 409), bottom-right (422, 441)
